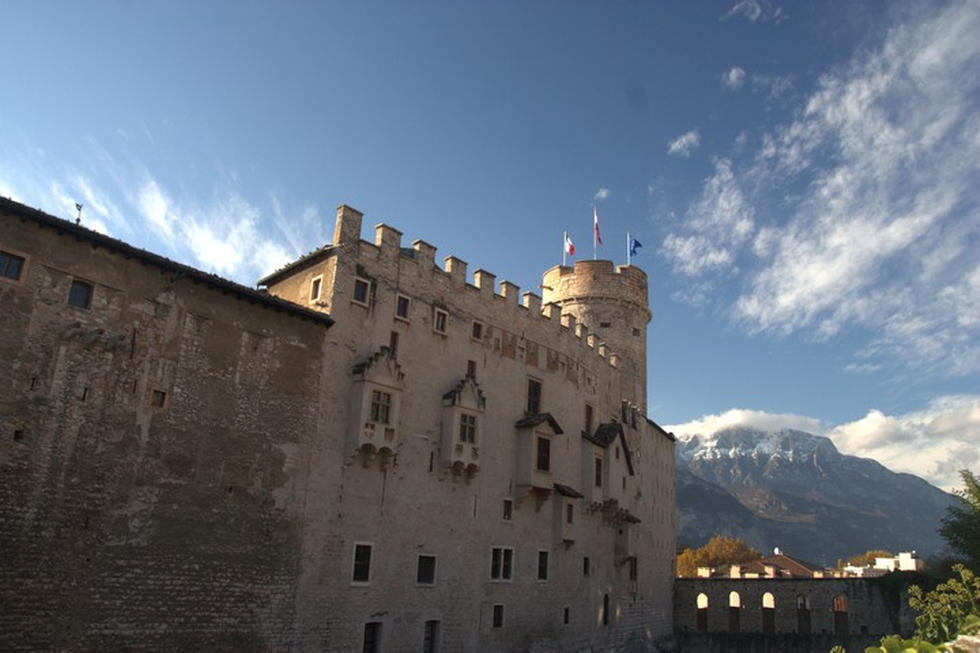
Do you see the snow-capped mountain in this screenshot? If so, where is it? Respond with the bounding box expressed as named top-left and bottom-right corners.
top-left (676, 427), bottom-right (957, 565)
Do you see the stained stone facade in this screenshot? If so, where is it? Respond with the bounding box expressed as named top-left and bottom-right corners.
top-left (1, 197), bottom-right (676, 652)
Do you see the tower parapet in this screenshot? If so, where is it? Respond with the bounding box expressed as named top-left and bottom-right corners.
top-left (541, 260), bottom-right (651, 411)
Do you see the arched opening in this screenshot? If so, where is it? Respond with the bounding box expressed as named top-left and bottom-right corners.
top-left (696, 593), bottom-right (708, 632)
top-left (761, 592), bottom-right (775, 633)
top-left (728, 591), bottom-right (741, 633)
top-left (833, 594), bottom-right (849, 636)
top-left (797, 595), bottom-right (811, 634)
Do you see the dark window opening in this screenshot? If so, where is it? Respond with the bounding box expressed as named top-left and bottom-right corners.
top-left (537, 550), bottom-right (549, 581)
top-left (389, 331), bottom-right (398, 356)
top-left (526, 379), bottom-right (542, 413)
top-left (490, 547), bottom-right (513, 580)
top-left (492, 604), bottom-right (504, 628)
top-left (584, 403), bottom-right (593, 434)
top-left (471, 321), bottom-right (484, 339)
top-left (629, 557), bottom-right (638, 581)
top-left (68, 280), bottom-right (93, 309)
top-left (0, 250), bottom-right (24, 280)
top-left (563, 607), bottom-right (570, 624)
top-left (423, 620), bottom-right (439, 653)
top-left (566, 503), bottom-right (574, 524)
top-left (594, 457), bottom-right (603, 487)
top-left (502, 499), bottom-right (513, 521)
top-left (13, 429), bottom-right (24, 442)
top-left (467, 359), bottom-right (476, 378)
top-left (80, 387), bottom-right (89, 402)
top-left (396, 294), bottom-right (410, 319)
top-left (583, 556), bottom-right (590, 576)
top-left (632, 327), bottom-right (641, 337)
top-left (352, 544), bottom-right (372, 583)
top-left (602, 594), bottom-right (610, 626)
top-left (434, 309), bottom-right (448, 334)
top-left (353, 278), bottom-right (370, 304)
top-left (310, 277), bottom-right (322, 301)
top-left (151, 390), bottom-right (166, 408)
top-left (459, 413), bottom-right (477, 443)
top-left (370, 390), bottom-right (391, 424)
top-left (417, 554), bottom-right (436, 585)
top-left (536, 436), bottom-right (551, 472)
top-left (362, 622), bottom-right (381, 653)
top-left (600, 321), bottom-right (611, 328)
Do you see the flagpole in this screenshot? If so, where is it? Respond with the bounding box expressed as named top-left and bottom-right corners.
top-left (627, 231), bottom-right (631, 266)
top-left (592, 204), bottom-right (597, 260)
top-left (562, 232), bottom-right (566, 267)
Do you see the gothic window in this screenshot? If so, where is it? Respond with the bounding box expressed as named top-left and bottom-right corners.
top-left (459, 413), bottom-right (477, 443)
top-left (370, 390), bottom-right (391, 424)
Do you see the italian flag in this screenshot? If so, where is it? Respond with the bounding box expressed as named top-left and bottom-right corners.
top-left (564, 231), bottom-right (575, 256)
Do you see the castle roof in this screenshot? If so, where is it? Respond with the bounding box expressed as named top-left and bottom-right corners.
top-left (257, 243), bottom-right (337, 287)
top-left (514, 412), bottom-right (564, 434)
top-left (0, 197), bottom-right (335, 328)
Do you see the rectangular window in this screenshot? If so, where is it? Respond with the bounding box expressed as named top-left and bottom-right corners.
top-left (353, 277), bottom-right (370, 305)
top-left (563, 607), bottom-right (570, 624)
top-left (566, 503), bottom-right (574, 524)
top-left (471, 320), bottom-right (484, 340)
top-left (526, 379), bottom-right (542, 414)
top-left (622, 476), bottom-right (626, 491)
top-left (459, 413), bottom-right (477, 443)
top-left (433, 308), bottom-right (448, 334)
top-left (151, 390), bottom-right (167, 408)
top-left (0, 250), bottom-right (25, 280)
top-left (388, 331), bottom-right (399, 356)
top-left (629, 556), bottom-right (638, 581)
top-left (68, 279), bottom-right (93, 309)
top-left (536, 436), bottom-right (551, 472)
top-left (467, 359), bottom-right (476, 378)
top-left (310, 276), bottom-right (322, 301)
top-left (417, 554), bottom-right (437, 585)
top-left (502, 499), bottom-right (513, 521)
top-left (583, 556), bottom-right (590, 576)
top-left (352, 543), bottom-right (372, 583)
top-left (395, 294), bottom-right (410, 320)
top-left (585, 403), bottom-right (594, 434)
top-left (370, 390), bottom-right (391, 424)
top-left (537, 550), bottom-right (549, 581)
top-left (490, 547), bottom-right (513, 580)
top-left (363, 622), bottom-right (381, 653)
top-left (492, 604), bottom-right (504, 628)
top-left (423, 620), bottom-right (439, 653)
top-left (594, 457), bottom-right (603, 487)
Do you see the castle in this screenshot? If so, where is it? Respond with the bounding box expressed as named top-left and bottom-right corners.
top-left (0, 197), bottom-right (676, 652)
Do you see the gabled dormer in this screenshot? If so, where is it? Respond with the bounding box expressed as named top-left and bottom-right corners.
top-left (348, 346), bottom-right (404, 467)
top-left (514, 413), bottom-right (563, 494)
top-left (441, 375), bottom-right (486, 477)
top-left (581, 421), bottom-right (635, 505)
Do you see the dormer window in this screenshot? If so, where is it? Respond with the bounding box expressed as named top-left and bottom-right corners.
top-left (441, 375), bottom-right (485, 476)
top-left (310, 275), bottom-right (322, 301)
top-left (347, 349), bottom-right (404, 465)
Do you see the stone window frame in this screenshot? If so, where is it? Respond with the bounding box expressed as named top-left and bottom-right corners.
top-left (536, 550), bottom-right (550, 582)
top-left (416, 553), bottom-right (438, 586)
top-left (471, 319), bottom-right (484, 341)
top-left (67, 278), bottom-right (94, 310)
top-left (458, 412), bottom-right (477, 444)
top-left (535, 434), bottom-right (552, 472)
top-left (433, 307), bottom-right (449, 335)
top-left (501, 498), bottom-right (513, 522)
top-left (352, 276), bottom-right (371, 307)
top-left (492, 604), bottom-right (505, 628)
top-left (370, 390), bottom-right (392, 425)
top-left (489, 546), bottom-right (514, 581)
top-left (309, 274), bottom-right (323, 302)
top-left (526, 377), bottom-right (542, 414)
top-left (351, 541), bottom-right (374, 585)
top-left (0, 246), bottom-right (28, 284)
top-left (395, 293), bottom-right (411, 322)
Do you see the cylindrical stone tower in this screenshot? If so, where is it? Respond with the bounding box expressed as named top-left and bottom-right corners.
top-left (541, 260), bottom-right (651, 412)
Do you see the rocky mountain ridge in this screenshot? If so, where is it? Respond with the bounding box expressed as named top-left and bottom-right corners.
top-left (676, 426), bottom-right (957, 565)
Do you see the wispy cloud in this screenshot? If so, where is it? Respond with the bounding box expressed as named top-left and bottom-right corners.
top-left (594, 187), bottom-right (610, 201)
top-left (667, 130), bottom-right (701, 157)
top-left (721, 0), bottom-right (787, 24)
top-left (666, 1), bottom-right (980, 376)
top-left (723, 66), bottom-right (746, 90)
top-left (668, 396), bottom-right (980, 491)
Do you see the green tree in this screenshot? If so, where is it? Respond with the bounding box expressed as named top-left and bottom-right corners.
top-left (939, 469), bottom-right (980, 571)
top-left (907, 564), bottom-right (980, 644)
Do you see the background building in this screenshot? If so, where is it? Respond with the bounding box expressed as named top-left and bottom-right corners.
top-left (1, 197), bottom-right (676, 652)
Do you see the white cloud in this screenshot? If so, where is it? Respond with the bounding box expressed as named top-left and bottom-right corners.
top-left (667, 130), bottom-right (701, 157)
top-left (137, 178), bottom-right (174, 240)
top-left (750, 73), bottom-right (793, 99)
top-left (827, 396), bottom-right (980, 491)
top-left (669, 396), bottom-right (980, 491)
top-left (724, 66), bottom-right (746, 90)
top-left (721, 0), bottom-right (787, 24)
top-left (666, 408), bottom-right (823, 439)
top-left (668, 1), bottom-right (980, 374)
top-left (594, 187), bottom-right (610, 201)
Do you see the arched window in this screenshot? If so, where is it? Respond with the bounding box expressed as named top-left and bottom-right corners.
top-left (797, 594), bottom-right (811, 634)
top-left (833, 594), bottom-right (849, 636)
top-left (728, 591), bottom-right (741, 633)
top-left (761, 592), bottom-right (775, 633)
top-left (696, 593), bottom-right (708, 632)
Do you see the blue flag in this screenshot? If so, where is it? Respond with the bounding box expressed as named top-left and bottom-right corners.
top-left (629, 237), bottom-right (642, 257)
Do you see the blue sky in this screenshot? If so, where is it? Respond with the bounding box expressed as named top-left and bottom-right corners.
top-left (2, 0), bottom-right (977, 490)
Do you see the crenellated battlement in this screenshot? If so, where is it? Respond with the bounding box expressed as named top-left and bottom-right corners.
top-left (541, 261), bottom-right (651, 322)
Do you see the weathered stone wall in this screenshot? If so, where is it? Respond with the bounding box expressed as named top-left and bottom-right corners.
top-left (1, 198), bottom-right (676, 652)
top-left (675, 578), bottom-right (916, 653)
